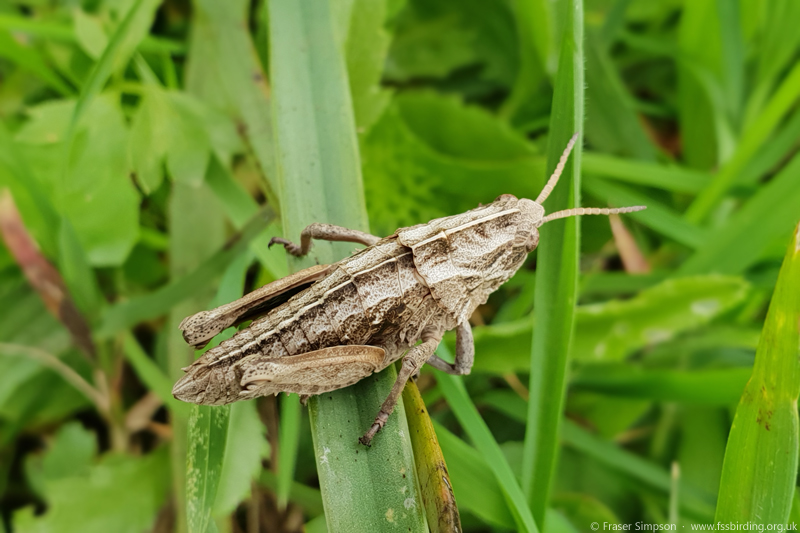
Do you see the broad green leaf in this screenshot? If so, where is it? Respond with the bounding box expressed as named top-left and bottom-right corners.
top-left (571, 275), bottom-right (749, 362)
top-left (463, 275), bottom-right (750, 374)
top-left (386, 0), bottom-right (518, 88)
top-left (343, 0), bottom-right (393, 134)
top-left (571, 366), bottom-right (751, 405)
top-left (268, 0), bottom-right (426, 530)
top-left (715, 224), bottom-right (800, 523)
top-left (15, 448), bottom-right (170, 533)
top-left (523, 0), bottom-right (583, 524)
top-left (17, 96), bottom-right (140, 266)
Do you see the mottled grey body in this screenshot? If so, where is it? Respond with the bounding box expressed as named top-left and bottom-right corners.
top-left (174, 195), bottom-right (534, 405)
top-left (172, 134), bottom-right (646, 445)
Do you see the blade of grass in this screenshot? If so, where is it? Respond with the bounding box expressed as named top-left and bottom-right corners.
top-left (186, 0), bottom-right (277, 199)
top-left (583, 28), bottom-right (655, 160)
top-left (168, 180), bottom-right (228, 533)
top-left (0, 29), bottom-right (74, 96)
top-left (679, 152), bottom-right (800, 275)
top-left (436, 345), bottom-right (538, 533)
top-left (584, 176), bottom-right (707, 249)
top-left (122, 333), bottom-right (191, 417)
top-left (65, 0), bottom-right (161, 138)
top-left (482, 391), bottom-right (717, 520)
top-left (0, 12), bottom-right (184, 54)
top-left (501, 0), bottom-right (550, 121)
top-left (268, 0), bottom-right (426, 530)
top-left (715, 223), bottom-right (800, 523)
top-left (677, 0), bottom-right (723, 170)
top-left (582, 153), bottom-right (711, 194)
top-left (97, 209), bottom-right (273, 338)
top-left (402, 379), bottom-right (461, 533)
top-left (433, 421), bottom-right (516, 530)
top-left (571, 366), bottom-right (752, 405)
top-left (276, 394), bottom-right (300, 509)
top-left (686, 61), bottom-right (800, 223)
top-left (522, 0), bottom-right (583, 525)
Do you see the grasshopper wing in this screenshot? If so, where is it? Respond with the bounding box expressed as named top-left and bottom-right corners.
top-left (239, 345), bottom-right (386, 396)
top-left (180, 263), bottom-right (334, 347)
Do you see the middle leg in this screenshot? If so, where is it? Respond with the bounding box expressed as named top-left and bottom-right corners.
top-left (425, 321), bottom-right (474, 376)
top-left (269, 223), bottom-right (381, 257)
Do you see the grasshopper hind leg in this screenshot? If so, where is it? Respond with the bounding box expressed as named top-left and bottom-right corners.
top-left (269, 223), bottom-right (381, 257)
top-left (360, 330), bottom-right (441, 446)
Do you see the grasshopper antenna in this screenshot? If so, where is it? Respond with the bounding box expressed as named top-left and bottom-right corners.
top-left (540, 205), bottom-right (646, 225)
top-left (535, 132), bottom-right (580, 204)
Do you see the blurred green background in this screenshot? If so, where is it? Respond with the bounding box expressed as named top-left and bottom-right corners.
top-left (0, 0), bottom-right (799, 532)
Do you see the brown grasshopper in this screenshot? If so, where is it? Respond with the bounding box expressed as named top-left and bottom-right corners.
top-left (172, 135), bottom-right (646, 445)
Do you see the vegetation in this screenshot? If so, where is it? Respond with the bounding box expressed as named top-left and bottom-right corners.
top-left (0, 0), bottom-right (799, 532)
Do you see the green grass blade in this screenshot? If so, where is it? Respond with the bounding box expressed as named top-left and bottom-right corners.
top-left (502, 0), bottom-right (550, 121)
top-left (582, 153), bottom-right (711, 194)
top-left (0, 29), bottom-right (74, 96)
top-left (483, 392), bottom-right (716, 520)
top-left (522, 0), bottom-right (583, 524)
top-left (186, 404), bottom-right (230, 533)
top-left (715, 223), bottom-right (800, 523)
top-left (123, 333), bottom-right (191, 417)
top-left (584, 28), bottom-right (655, 160)
top-left (66, 0), bottom-right (161, 136)
top-left (679, 152), bottom-right (800, 275)
top-left (402, 380), bottom-right (461, 533)
top-left (436, 349), bottom-right (538, 533)
top-left (268, 0), bottom-right (426, 530)
top-left (276, 394), bottom-right (300, 509)
top-left (168, 179), bottom-right (228, 533)
top-left (583, 177), bottom-right (707, 249)
top-left (687, 61), bottom-right (800, 223)
top-left (187, 0), bottom-right (277, 198)
top-left (434, 421), bottom-right (516, 529)
top-left (97, 211), bottom-right (272, 337)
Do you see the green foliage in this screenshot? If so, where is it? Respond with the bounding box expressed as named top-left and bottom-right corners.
top-left (715, 226), bottom-right (800, 523)
top-left (1, 0), bottom-right (799, 531)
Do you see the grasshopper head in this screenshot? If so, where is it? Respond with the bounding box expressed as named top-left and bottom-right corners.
top-left (172, 356), bottom-right (243, 405)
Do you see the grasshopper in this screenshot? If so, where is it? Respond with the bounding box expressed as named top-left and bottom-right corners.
top-left (172, 134), bottom-right (645, 445)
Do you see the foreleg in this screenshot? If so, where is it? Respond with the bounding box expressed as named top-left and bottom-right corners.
top-left (269, 223), bottom-right (381, 257)
top-left (359, 331), bottom-right (441, 446)
top-left (425, 321), bottom-right (474, 376)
